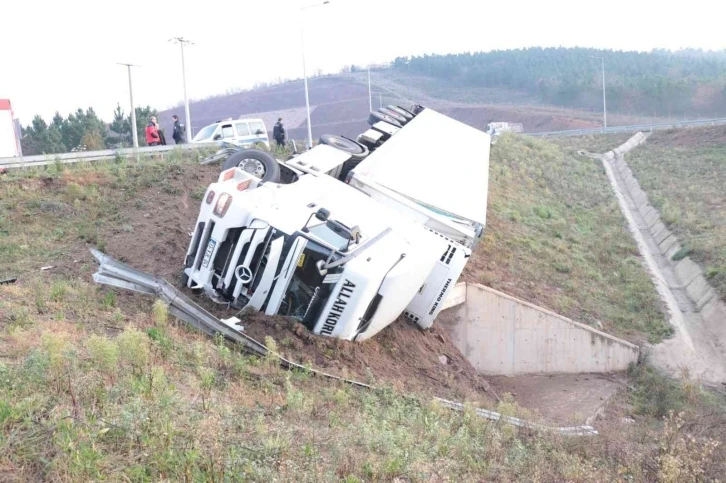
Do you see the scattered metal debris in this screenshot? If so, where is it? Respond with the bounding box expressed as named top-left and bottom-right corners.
top-left (40, 266), bottom-right (54, 271)
top-left (0, 277), bottom-right (17, 285)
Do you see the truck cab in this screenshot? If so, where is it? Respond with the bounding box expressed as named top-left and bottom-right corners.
top-left (183, 165), bottom-right (448, 341)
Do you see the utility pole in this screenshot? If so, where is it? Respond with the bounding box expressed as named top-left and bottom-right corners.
top-left (367, 64), bottom-right (372, 112)
top-left (117, 63), bottom-right (139, 148)
top-left (300, 1), bottom-right (330, 150)
top-left (170, 37), bottom-right (194, 141)
top-left (590, 56), bottom-right (607, 128)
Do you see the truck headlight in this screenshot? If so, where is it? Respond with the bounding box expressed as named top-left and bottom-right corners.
top-left (213, 193), bottom-right (232, 217)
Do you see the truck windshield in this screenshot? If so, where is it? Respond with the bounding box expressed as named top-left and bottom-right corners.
top-left (280, 239), bottom-right (337, 328)
top-left (193, 124), bottom-right (217, 141)
top-left (306, 223), bottom-right (351, 251)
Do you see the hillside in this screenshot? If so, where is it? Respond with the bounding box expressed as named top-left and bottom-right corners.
top-left (158, 71), bottom-right (663, 143)
top-left (570, 126), bottom-right (726, 303)
top-left (393, 47), bottom-right (726, 116)
top-left (156, 47), bottom-right (726, 143)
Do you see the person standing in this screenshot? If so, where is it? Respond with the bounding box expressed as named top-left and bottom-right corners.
top-left (273, 117), bottom-right (286, 148)
top-left (146, 116), bottom-right (161, 146)
top-left (172, 114), bottom-right (185, 144)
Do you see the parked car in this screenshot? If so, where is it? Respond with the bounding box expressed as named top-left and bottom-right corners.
top-left (192, 118), bottom-right (270, 149)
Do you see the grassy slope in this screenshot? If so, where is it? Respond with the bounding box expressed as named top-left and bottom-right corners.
top-left (467, 134), bottom-right (671, 344)
top-left (620, 128), bottom-right (725, 301)
top-left (1, 147), bottom-right (724, 481)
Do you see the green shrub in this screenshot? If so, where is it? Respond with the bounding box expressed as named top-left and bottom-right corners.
top-left (534, 205), bottom-right (553, 219)
top-left (152, 299), bottom-right (168, 326)
top-left (117, 328), bottom-right (150, 374)
top-left (671, 246), bottom-right (693, 262)
top-left (85, 334), bottom-right (119, 376)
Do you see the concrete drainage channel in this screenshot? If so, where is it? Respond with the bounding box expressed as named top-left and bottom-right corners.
top-left (578, 134), bottom-right (726, 385)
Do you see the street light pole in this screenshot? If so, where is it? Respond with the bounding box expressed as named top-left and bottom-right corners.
top-left (300, 1), bottom-right (330, 150)
top-left (367, 64), bottom-right (372, 112)
top-left (117, 63), bottom-right (139, 148)
top-left (591, 55), bottom-right (607, 128)
top-left (170, 37), bottom-right (194, 141)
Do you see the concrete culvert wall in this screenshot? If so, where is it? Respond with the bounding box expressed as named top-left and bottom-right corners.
top-left (438, 283), bottom-right (640, 375)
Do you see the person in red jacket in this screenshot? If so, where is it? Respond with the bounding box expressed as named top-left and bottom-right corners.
top-left (145, 116), bottom-right (161, 146)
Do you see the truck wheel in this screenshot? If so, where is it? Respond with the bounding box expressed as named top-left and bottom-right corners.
top-left (409, 104), bottom-right (425, 115)
top-left (222, 149), bottom-right (281, 183)
top-left (378, 107), bottom-right (407, 125)
top-left (319, 134), bottom-right (369, 161)
top-left (387, 105), bottom-right (413, 121)
top-left (368, 111), bottom-right (401, 127)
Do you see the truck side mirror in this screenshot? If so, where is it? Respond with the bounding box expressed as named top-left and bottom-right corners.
top-left (315, 208), bottom-right (330, 221)
top-left (213, 133), bottom-right (222, 140)
top-left (255, 129), bottom-right (264, 135)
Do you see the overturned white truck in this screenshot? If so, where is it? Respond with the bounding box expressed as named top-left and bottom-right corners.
top-left (183, 105), bottom-right (490, 341)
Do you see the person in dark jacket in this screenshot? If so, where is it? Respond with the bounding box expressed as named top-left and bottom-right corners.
top-left (145, 116), bottom-right (161, 146)
top-left (172, 114), bottom-right (185, 144)
top-left (273, 118), bottom-right (285, 147)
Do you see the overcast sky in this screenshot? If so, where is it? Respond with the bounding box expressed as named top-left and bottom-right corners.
top-left (2, 0), bottom-right (725, 124)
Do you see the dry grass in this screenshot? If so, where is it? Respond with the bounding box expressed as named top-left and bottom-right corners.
top-left (558, 128), bottom-right (726, 302)
top-left (469, 134), bottom-right (670, 343)
top-left (1, 278), bottom-right (725, 481)
top-left (1, 138), bottom-right (724, 481)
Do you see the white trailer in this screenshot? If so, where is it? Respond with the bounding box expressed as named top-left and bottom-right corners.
top-left (182, 104), bottom-right (490, 341)
top-left (0, 99), bottom-right (22, 158)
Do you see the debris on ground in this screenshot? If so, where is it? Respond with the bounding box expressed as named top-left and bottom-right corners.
top-left (0, 277), bottom-right (17, 285)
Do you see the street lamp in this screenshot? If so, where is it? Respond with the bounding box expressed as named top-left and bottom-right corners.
top-left (300, 0), bottom-right (330, 150)
top-left (367, 64), bottom-right (372, 112)
top-left (590, 55), bottom-right (607, 129)
top-left (117, 62), bottom-right (139, 148)
top-left (170, 37), bottom-right (194, 141)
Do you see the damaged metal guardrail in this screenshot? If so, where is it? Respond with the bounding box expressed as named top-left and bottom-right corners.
top-left (90, 248), bottom-right (598, 436)
top-left (0, 143), bottom-right (217, 169)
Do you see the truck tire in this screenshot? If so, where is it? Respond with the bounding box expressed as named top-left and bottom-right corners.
top-left (387, 105), bottom-right (413, 121)
top-left (319, 134), bottom-right (369, 161)
top-left (222, 149), bottom-right (281, 183)
top-left (378, 107), bottom-right (407, 125)
top-left (410, 104), bottom-right (425, 115)
top-left (367, 111), bottom-right (401, 127)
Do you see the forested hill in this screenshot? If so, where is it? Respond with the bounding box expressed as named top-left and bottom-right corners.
top-left (392, 48), bottom-right (726, 116)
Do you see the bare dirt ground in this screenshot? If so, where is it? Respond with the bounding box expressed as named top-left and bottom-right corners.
top-left (489, 374), bottom-right (625, 425)
top-left (240, 312), bottom-right (496, 402)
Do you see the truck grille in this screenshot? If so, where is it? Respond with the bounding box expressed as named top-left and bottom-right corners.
top-left (186, 222), bottom-right (205, 268)
top-left (195, 221), bottom-right (215, 270)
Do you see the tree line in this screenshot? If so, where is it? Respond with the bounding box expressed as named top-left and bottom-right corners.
top-left (21, 104), bottom-right (159, 156)
top-left (392, 47), bottom-right (726, 116)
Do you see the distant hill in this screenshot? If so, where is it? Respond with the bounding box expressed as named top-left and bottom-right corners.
top-left (392, 47), bottom-right (726, 117)
top-left (159, 47), bottom-right (726, 141)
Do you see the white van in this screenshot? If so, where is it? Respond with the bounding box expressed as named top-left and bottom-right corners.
top-left (192, 118), bottom-right (270, 149)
